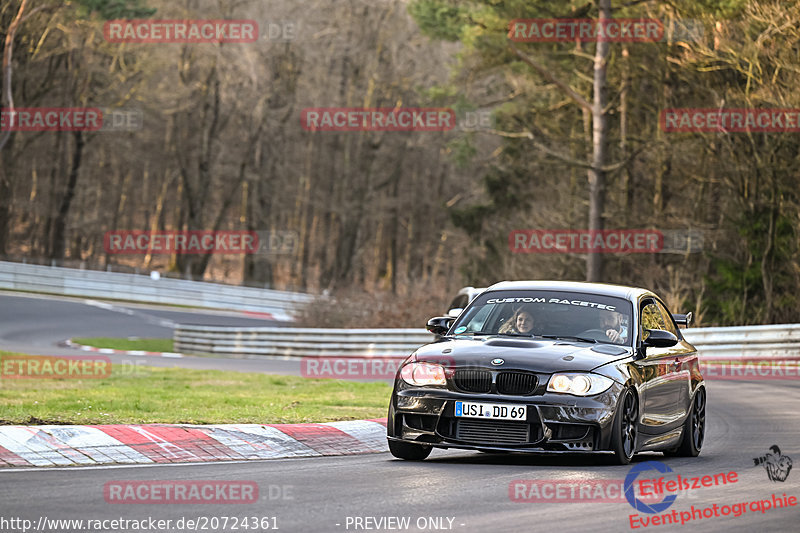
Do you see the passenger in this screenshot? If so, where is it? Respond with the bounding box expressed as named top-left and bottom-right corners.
top-left (601, 311), bottom-right (628, 344)
top-left (499, 308), bottom-right (535, 335)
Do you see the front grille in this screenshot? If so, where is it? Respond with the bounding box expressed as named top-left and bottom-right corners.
top-left (454, 370), bottom-right (491, 393)
top-left (455, 419), bottom-right (529, 444)
top-left (497, 372), bottom-right (538, 395)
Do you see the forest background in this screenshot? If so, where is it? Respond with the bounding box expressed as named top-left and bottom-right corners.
top-left (1, 0), bottom-right (797, 327)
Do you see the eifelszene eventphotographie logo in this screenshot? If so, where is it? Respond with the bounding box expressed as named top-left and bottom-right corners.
top-left (753, 445), bottom-right (793, 482)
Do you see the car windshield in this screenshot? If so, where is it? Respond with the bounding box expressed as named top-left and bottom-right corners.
top-left (449, 290), bottom-right (633, 346)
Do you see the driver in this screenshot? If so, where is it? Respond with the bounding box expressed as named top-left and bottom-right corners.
top-left (601, 311), bottom-right (628, 344)
top-left (499, 307), bottom-right (536, 335)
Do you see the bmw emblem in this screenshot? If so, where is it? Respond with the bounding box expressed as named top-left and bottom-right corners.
top-left (491, 358), bottom-right (504, 366)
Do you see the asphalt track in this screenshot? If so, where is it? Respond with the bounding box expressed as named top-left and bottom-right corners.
top-left (1, 380), bottom-right (798, 532)
top-left (0, 291), bottom-right (303, 375)
top-left (1, 291), bottom-right (799, 532)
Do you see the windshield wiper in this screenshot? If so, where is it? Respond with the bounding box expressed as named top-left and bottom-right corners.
top-left (540, 334), bottom-right (598, 344)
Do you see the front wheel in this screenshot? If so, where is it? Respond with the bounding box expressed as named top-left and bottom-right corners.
top-left (609, 387), bottom-right (638, 465)
top-left (664, 388), bottom-right (705, 457)
top-left (388, 439), bottom-right (432, 461)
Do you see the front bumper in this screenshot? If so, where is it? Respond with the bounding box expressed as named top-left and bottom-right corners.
top-left (388, 383), bottom-right (624, 453)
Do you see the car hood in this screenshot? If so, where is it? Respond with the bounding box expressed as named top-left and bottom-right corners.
top-left (413, 337), bottom-right (632, 373)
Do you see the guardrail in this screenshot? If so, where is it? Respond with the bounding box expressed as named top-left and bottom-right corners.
top-left (174, 326), bottom-right (434, 358)
top-left (682, 324), bottom-right (800, 360)
top-left (0, 261), bottom-right (313, 320)
top-left (174, 323), bottom-right (800, 360)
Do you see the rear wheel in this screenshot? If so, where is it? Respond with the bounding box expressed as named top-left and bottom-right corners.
top-left (388, 439), bottom-right (432, 461)
top-left (609, 388), bottom-right (638, 465)
top-left (664, 388), bottom-right (705, 457)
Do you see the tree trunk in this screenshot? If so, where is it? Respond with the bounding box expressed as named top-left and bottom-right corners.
top-left (0, 0), bottom-right (30, 152)
top-left (0, 134), bottom-right (14, 255)
top-left (50, 130), bottom-right (84, 260)
top-left (760, 184), bottom-right (777, 324)
top-left (586, 0), bottom-right (611, 282)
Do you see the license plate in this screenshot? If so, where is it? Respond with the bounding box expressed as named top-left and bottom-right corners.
top-left (454, 401), bottom-right (527, 421)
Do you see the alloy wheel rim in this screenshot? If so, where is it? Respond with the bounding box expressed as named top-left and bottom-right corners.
top-left (692, 391), bottom-right (705, 449)
top-left (622, 391), bottom-right (637, 458)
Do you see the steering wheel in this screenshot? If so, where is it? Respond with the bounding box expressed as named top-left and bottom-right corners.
top-left (577, 328), bottom-right (611, 341)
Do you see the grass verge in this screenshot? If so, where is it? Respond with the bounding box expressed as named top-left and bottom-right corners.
top-left (72, 337), bottom-right (174, 353)
top-left (0, 352), bottom-right (391, 425)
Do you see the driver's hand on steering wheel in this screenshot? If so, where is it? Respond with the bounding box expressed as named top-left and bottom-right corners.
top-left (605, 329), bottom-right (622, 343)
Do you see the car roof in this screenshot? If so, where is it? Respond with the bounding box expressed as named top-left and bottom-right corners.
top-left (485, 280), bottom-right (654, 302)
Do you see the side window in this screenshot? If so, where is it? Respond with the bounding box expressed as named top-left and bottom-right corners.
top-left (655, 300), bottom-right (679, 337)
top-left (641, 302), bottom-right (667, 332)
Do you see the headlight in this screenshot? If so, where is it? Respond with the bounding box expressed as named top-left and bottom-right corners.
top-left (547, 373), bottom-right (614, 396)
top-left (400, 362), bottom-right (447, 386)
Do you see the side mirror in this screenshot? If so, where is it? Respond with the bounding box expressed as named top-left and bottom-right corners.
top-left (672, 312), bottom-right (693, 328)
top-left (447, 308), bottom-right (463, 318)
top-left (642, 329), bottom-right (678, 348)
top-left (426, 316), bottom-right (455, 336)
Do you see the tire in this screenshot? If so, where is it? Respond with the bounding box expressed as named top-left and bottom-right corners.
top-left (388, 439), bottom-right (432, 461)
top-left (664, 388), bottom-right (705, 457)
top-left (609, 387), bottom-right (638, 465)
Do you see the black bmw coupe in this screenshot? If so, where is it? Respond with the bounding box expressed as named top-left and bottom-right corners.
top-left (387, 281), bottom-right (705, 464)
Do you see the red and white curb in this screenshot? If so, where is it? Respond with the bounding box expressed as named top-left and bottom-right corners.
top-left (0, 419), bottom-right (388, 467)
top-left (63, 339), bottom-right (183, 358)
top-left (242, 310), bottom-right (280, 321)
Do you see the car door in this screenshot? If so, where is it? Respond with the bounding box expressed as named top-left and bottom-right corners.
top-left (636, 299), bottom-right (684, 431)
top-left (655, 298), bottom-right (694, 421)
